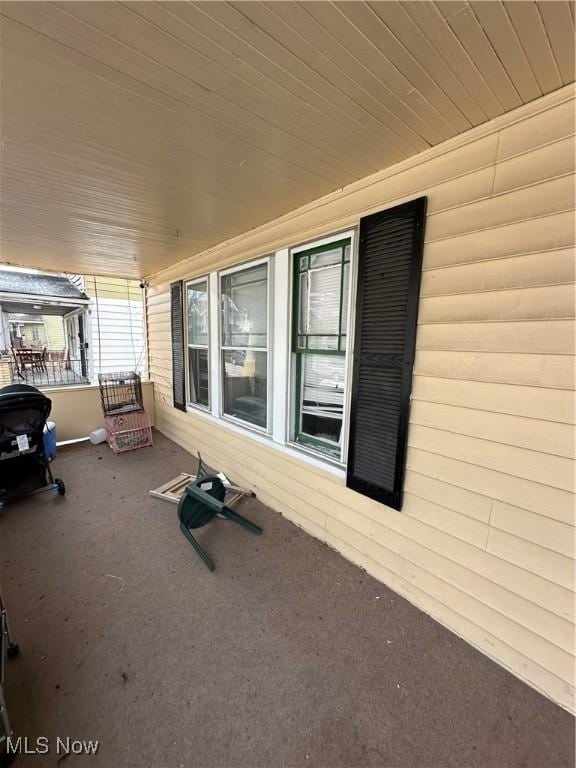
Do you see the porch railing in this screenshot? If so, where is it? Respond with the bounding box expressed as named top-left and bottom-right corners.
top-left (9, 352), bottom-right (90, 387)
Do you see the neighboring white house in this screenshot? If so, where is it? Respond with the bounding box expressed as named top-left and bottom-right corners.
top-left (68, 274), bottom-right (147, 380)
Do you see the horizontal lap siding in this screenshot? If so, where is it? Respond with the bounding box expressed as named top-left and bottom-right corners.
top-left (88, 276), bottom-right (147, 377)
top-left (147, 88), bottom-right (576, 712)
top-left (43, 315), bottom-right (65, 350)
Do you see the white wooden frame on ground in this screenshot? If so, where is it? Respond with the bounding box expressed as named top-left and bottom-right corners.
top-left (149, 471), bottom-right (255, 508)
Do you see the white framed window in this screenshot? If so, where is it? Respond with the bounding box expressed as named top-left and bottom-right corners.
top-left (288, 230), bottom-right (356, 465)
top-left (178, 235), bottom-right (357, 476)
top-left (219, 258), bottom-right (271, 432)
top-left (185, 277), bottom-right (210, 409)
top-left (176, 197), bottom-right (425, 510)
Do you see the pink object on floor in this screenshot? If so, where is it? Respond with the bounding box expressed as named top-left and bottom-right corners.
top-left (105, 410), bottom-right (153, 454)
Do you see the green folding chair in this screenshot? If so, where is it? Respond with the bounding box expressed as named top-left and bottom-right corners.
top-left (177, 474), bottom-right (263, 571)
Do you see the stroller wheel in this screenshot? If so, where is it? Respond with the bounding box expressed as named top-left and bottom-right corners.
top-left (55, 478), bottom-right (66, 496)
top-left (7, 643), bottom-right (19, 658)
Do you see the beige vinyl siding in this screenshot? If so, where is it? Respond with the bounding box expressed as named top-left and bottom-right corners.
top-left (21, 321), bottom-right (46, 346)
top-left (84, 276), bottom-right (144, 302)
top-left (43, 315), bottom-right (65, 350)
top-left (146, 87), bottom-right (576, 712)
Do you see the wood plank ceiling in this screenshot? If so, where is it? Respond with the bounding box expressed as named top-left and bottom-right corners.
top-left (1, 1), bottom-right (574, 278)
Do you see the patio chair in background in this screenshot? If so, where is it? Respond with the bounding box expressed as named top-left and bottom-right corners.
top-left (36, 348), bottom-right (48, 373)
top-left (10, 347), bottom-right (25, 381)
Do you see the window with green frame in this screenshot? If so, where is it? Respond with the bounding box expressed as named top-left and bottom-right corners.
top-left (292, 238), bottom-right (351, 458)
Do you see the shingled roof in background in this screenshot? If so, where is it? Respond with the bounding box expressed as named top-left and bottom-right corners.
top-left (0, 271), bottom-right (88, 300)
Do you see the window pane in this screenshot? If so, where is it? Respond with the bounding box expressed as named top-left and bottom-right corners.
top-left (223, 350), bottom-right (267, 429)
top-left (187, 280), bottom-right (209, 346)
top-left (300, 354), bottom-right (345, 445)
top-left (305, 264), bottom-right (340, 335)
top-left (307, 335), bottom-right (338, 350)
top-left (188, 347), bottom-right (209, 408)
top-left (221, 264), bottom-right (267, 348)
top-left (310, 247), bottom-right (341, 268)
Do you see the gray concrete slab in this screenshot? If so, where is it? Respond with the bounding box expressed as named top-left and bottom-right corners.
top-left (0, 432), bottom-right (573, 768)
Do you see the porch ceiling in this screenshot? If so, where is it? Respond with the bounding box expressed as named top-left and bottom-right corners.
top-left (0, 298), bottom-right (88, 316)
top-left (0, 1), bottom-right (574, 279)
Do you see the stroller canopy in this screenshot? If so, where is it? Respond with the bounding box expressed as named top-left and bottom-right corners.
top-left (0, 384), bottom-right (65, 502)
top-left (0, 384), bottom-right (52, 445)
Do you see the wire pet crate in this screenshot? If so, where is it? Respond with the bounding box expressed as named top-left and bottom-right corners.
top-left (105, 411), bottom-right (153, 454)
top-left (98, 371), bottom-right (144, 416)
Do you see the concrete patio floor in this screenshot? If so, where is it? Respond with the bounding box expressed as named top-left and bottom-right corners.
top-left (0, 432), bottom-right (573, 768)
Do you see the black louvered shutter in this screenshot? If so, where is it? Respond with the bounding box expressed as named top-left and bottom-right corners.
top-left (170, 280), bottom-right (186, 411)
top-left (347, 197), bottom-right (427, 510)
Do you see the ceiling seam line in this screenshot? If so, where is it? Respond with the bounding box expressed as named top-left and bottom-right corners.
top-left (222, 2), bottom-right (424, 154)
top-left (156, 0), bottom-right (413, 160)
top-left (365, 2), bottom-right (473, 130)
top-left (267, 1), bottom-right (439, 146)
top-left (395, 1), bottom-right (489, 124)
top-left (331, 1), bottom-right (457, 138)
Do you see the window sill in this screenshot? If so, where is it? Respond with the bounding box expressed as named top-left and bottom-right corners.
top-left (184, 405), bottom-right (346, 480)
top-left (287, 440), bottom-right (345, 472)
top-left (186, 401), bottom-right (211, 415)
top-left (221, 412), bottom-right (269, 437)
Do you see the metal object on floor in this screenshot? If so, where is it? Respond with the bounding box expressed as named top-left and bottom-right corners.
top-left (98, 371), bottom-right (152, 454)
top-left (98, 371), bottom-right (144, 416)
top-left (178, 474), bottom-right (263, 572)
top-left (1, 592), bottom-right (19, 764)
top-left (0, 384), bottom-right (65, 507)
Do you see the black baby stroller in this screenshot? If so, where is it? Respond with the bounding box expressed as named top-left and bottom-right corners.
top-left (0, 384), bottom-right (65, 506)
